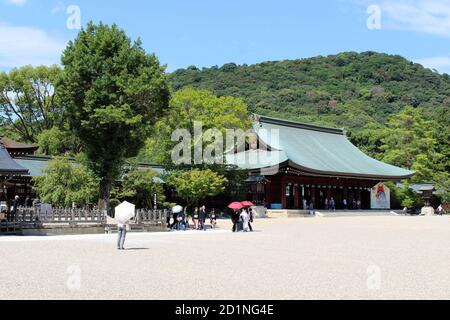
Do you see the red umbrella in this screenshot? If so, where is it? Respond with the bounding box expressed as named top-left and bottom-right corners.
top-left (241, 201), bottom-right (254, 207)
top-left (228, 202), bottom-right (244, 210)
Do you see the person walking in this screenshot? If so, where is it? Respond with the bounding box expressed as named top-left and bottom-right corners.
top-left (329, 197), bottom-right (336, 211)
top-left (166, 207), bottom-right (171, 228)
top-left (437, 204), bottom-right (445, 216)
top-left (240, 209), bottom-right (250, 232)
top-left (170, 208), bottom-right (178, 229)
top-left (10, 195), bottom-right (19, 222)
top-left (193, 207), bottom-right (199, 230)
top-left (231, 210), bottom-right (239, 232)
top-left (199, 205), bottom-right (206, 230)
top-left (117, 218), bottom-right (128, 250)
top-left (248, 207), bottom-right (254, 232)
top-left (343, 198), bottom-right (348, 210)
top-left (210, 208), bottom-right (217, 229)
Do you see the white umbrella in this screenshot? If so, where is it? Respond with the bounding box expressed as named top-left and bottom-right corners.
top-left (172, 205), bottom-right (183, 214)
top-left (115, 201), bottom-right (136, 222)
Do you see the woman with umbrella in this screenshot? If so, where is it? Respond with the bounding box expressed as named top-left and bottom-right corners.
top-left (228, 202), bottom-right (244, 232)
top-left (171, 205), bottom-right (184, 230)
top-left (115, 201), bottom-right (136, 250)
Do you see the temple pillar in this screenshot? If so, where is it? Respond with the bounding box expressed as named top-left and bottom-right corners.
top-left (357, 189), bottom-right (362, 209)
top-left (281, 177), bottom-right (287, 209)
top-left (265, 182), bottom-right (271, 208)
top-left (311, 186), bottom-right (317, 209)
top-left (294, 185), bottom-right (300, 209)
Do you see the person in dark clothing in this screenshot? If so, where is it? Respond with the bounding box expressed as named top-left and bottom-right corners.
top-left (165, 207), bottom-right (171, 228)
top-left (170, 209), bottom-right (179, 229)
top-left (10, 195), bottom-right (19, 222)
top-left (248, 208), bottom-right (254, 232)
top-left (210, 208), bottom-right (217, 229)
top-left (231, 210), bottom-right (239, 232)
top-left (25, 196), bottom-right (32, 208)
top-left (198, 205), bottom-right (206, 230)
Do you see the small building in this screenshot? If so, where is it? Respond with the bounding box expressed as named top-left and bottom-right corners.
top-left (0, 140), bottom-right (29, 206)
top-left (227, 115), bottom-right (415, 210)
top-left (1, 138), bottom-right (38, 157)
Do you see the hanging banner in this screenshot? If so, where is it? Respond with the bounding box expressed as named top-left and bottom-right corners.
top-left (371, 183), bottom-right (390, 209)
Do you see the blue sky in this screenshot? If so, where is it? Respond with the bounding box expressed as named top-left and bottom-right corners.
top-left (1, 0), bottom-right (450, 73)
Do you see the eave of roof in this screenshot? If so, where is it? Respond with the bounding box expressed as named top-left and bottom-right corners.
top-left (233, 115), bottom-right (416, 180)
top-left (0, 145), bottom-right (29, 175)
top-left (1, 138), bottom-right (38, 150)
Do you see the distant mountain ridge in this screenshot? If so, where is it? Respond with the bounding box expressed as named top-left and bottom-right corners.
top-left (168, 51), bottom-right (449, 132)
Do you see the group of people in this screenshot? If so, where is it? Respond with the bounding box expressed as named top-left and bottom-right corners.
top-left (166, 206), bottom-right (218, 231)
top-left (0, 195), bottom-right (40, 222)
top-left (231, 207), bottom-right (254, 232)
top-left (301, 198), bottom-right (362, 211)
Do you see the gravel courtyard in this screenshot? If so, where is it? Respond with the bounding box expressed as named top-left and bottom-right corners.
top-left (1, 216), bottom-right (450, 300)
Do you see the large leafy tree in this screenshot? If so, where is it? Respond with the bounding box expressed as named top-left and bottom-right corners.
top-left (380, 107), bottom-right (444, 183)
top-left (58, 22), bottom-right (170, 211)
top-left (0, 65), bottom-right (63, 143)
top-left (119, 169), bottom-right (165, 209)
top-left (33, 157), bottom-right (99, 207)
top-left (167, 169), bottom-right (227, 208)
top-left (139, 88), bottom-right (251, 165)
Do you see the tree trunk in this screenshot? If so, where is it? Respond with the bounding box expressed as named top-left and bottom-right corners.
top-left (99, 179), bottom-right (112, 216)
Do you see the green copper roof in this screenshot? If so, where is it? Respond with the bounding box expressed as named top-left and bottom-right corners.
top-left (0, 144), bottom-right (28, 175)
top-left (14, 156), bottom-right (51, 177)
top-left (229, 115), bottom-right (415, 180)
top-left (14, 156), bottom-right (166, 183)
top-left (226, 149), bottom-right (288, 170)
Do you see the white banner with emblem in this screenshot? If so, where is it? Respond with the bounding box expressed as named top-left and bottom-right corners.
top-left (371, 183), bottom-right (390, 209)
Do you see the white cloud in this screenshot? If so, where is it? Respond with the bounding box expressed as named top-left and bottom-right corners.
top-left (414, 56), bottom-right (450, 73)
top-left (0, 23), bottom-right (67, 69)
top-left (4, 0), bottom-right (27, 6)
top-left (51, 1), bottom-right (65, 14)
top-left (379, 0), bottom-right (450, 37)
top-left (347, 0), bottom-right (450, 37)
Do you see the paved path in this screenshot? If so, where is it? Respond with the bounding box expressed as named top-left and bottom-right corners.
top-left (1, 216), bottom-right (450, 300)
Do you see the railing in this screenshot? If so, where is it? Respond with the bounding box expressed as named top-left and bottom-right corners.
top-left (135, 209), bottom-right (164, 225)
top-left (0, 207), bottom-right (164, 233)
top-left (11, 207), bottom-right (105, 224)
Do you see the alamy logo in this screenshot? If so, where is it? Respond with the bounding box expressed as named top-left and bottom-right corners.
top-left (67, 5), bottom-right (81, 30)
top-left (367, 5), bottom-right (382, 30)
top-left (170, 122), bottom-right (281, 175)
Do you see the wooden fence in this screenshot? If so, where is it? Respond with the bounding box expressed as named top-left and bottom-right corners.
top-left (0, 207), bottom-right (164, 233)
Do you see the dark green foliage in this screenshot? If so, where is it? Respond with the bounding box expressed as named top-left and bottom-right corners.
top-left (169, 51), bottom-right (450, 203)
top-left (58, 22), bottom-right (170, 208)
top-left (169, 51), bottom-right (449, 131)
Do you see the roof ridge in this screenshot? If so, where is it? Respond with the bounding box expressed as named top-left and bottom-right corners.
top-left (253, 114), bottom-right (345, 135)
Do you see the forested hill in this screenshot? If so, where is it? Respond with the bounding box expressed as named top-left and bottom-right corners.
top-left (168, 51), bottom-right (450, 132)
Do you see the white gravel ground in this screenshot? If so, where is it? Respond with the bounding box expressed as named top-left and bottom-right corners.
top-left (1, 216), bottom-right (450, 300)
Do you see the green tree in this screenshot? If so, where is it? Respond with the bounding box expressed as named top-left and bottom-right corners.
top-left (37, 127), bottom-right (80, 156)
top-left (119, 168), bottom-right (165, 209)
top-left (33, 157), bottom-right (99, 207)
top-left (139, 88), bottom-right (251, 165)
top-left (386, 181), bottom-right (422, 209)
top-left (435, 173), bottom-right (450, 205)
top-left (380, 107), bottom-right (444, 183)
top-left (58, 22), bottom-right (170, 212)
top-left (167, 169), bottom-right (227, 207)
top-left (0, 65), bottom-right (63, 143)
